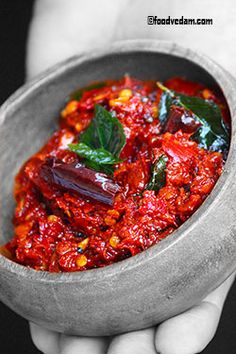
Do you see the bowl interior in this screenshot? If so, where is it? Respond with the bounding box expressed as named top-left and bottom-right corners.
top-left (0, 49), bottom-right (229, 245)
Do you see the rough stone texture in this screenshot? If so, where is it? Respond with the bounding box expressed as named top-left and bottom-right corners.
top-left (0, 40), bottom-right (236, 336)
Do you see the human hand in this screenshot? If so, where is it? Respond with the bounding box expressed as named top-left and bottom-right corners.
top-left (30, 273), bottom-right (235, 354)
top-left (27, 1), bottom-right (236, 353)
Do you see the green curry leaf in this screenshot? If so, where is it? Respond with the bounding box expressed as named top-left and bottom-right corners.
top-left (80, 104), bottom-right (126, 157)
top-left (147, 155), bottom-right (168, 192)
top-left (68, 104), bottom-right (126, 175)
top-left (157, 82), bottom-right (229, 152)
top-left (68, 143), bottom-right (122, 165)
top-left (158, 91), bottom-right (173, 126)
top-left (82, 159), bottom-right (115, 176)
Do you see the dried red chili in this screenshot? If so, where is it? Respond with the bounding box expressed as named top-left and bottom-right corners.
top-left (4, 76), bottom-right (229, 272)
top-left (39, 158), bottom-right (121, 206)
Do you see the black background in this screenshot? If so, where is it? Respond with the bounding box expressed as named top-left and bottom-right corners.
top-left (0, 1), bottom-right (236, 353)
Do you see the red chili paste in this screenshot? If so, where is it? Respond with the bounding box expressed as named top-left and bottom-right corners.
top-left (4, 77), bottom-right (229, 272)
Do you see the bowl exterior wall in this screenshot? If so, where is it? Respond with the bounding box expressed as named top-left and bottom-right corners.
top-left (0, 41), bottom-right (236, 335)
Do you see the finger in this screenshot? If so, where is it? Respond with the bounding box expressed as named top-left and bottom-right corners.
top-left (26, 0), bottom-right (124, 79)
top-left (107, 327), bottom-right (156, 354)
top-left (29, 322), bottom-right (59, 354)
top-left (59, 334), bottom-right (109, 354)
top-left (204, 272), bottom-right (235, 308)
top-left (155, 273), bottom-right (235, 354)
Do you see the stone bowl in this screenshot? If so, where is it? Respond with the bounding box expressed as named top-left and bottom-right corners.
top-left (0, 40), bottom-right (236, 336)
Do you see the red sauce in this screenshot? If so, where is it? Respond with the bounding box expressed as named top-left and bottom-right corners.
top-left (4, 77), bottom-right (229, 272)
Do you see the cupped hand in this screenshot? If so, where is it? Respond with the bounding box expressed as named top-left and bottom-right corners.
top-left (30, 273), bottom-right (235, 354)
top-left (27, 1), bottom-right (235, 353)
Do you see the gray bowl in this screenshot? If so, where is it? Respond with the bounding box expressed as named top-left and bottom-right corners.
top-left (0, 40), bottom-right (236, 336)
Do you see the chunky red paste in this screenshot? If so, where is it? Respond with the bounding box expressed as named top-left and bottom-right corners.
top-left (4, 77), bottom-right (229, 272)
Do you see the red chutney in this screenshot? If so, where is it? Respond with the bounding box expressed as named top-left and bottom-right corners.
top-left (5, 76), bottom-right (229, 272)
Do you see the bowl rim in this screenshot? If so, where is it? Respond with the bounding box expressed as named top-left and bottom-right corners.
top-left (0, 39), bottom-right (235, 283)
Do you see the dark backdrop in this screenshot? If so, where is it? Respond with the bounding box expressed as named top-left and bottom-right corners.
top-left (0, 1), bottom-right (236, 353)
